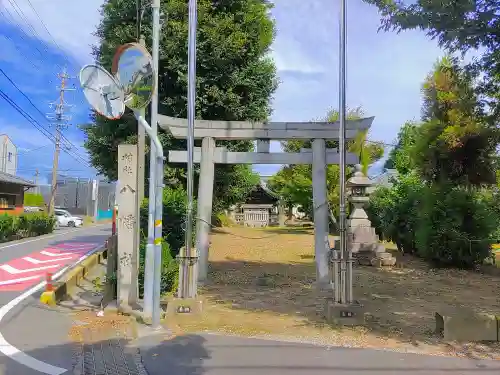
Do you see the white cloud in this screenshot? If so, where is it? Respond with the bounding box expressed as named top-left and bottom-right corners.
top-left (271, 39), bottom-right (324, 74)
top-left (0, 123), bottom-right (53, 147)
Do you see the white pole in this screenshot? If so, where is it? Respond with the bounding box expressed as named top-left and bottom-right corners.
top-left (135, 113), bottom-right (163, 330)
top-left (150, 0), bottom-right (162, 329)
top-left (143, 0), bottom-right (161, 321)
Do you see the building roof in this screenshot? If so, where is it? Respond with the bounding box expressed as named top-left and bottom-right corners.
top-left (255, 180), bottom-right (279, 200)
top-left (371, 169), bottom-right (398, 188)
top-left (0, 171), bottom-right (35, 187)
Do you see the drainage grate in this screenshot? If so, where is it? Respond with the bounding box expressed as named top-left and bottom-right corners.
top-left (74, 332), bottom-right (148, 375)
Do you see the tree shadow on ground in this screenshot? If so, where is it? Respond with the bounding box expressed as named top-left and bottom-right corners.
top-left (201, 255), bottom-right (500, 359)
top-left (4, 331), bottom-right (500, 375)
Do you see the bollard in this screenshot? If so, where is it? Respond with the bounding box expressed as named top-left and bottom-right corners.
top-left (46, 272), bottom-right (53, 292)
top-left (40, 272), bottom-right (56, 305)
top-left (111, 207), bottom-right (117, 235)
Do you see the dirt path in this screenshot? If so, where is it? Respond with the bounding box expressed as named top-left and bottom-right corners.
top-left (166, 226), bottom-right (500, 359)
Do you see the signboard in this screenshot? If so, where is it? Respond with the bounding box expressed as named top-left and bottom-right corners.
top-left (340, 310), bottom-right (355, 318)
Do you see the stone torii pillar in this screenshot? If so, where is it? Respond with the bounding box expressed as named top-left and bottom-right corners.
top-left (196, 137), bottom-right (216, 282)
top-left (312, 138), bottom-right (329, 287)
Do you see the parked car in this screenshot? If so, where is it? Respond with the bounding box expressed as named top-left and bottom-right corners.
top-left (24, 206), bottom-right (44, 213)
top-left (54, 209), bottom-right (83, 227)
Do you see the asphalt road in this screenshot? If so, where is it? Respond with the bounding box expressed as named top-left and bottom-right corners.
top-left (139, 333), bottom-right (500, 375)
top-left (0, 224), bottom-right (111, 375)
top-left (0, 224), bottom-right (111, 306)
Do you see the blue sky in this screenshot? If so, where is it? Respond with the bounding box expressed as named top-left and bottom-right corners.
top-left (0, 0), bottom-right (444, 184)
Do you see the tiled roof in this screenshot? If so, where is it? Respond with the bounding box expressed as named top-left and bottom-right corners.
top-left (0, 171), bottom-right (35, 187)
top-left (371, 169), bottom-right (398, 187)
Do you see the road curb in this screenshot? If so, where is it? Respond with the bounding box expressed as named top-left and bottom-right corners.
top-left (39, 243), bottom-right (108, 305)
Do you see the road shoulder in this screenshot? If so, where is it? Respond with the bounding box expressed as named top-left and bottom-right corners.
top-left (0, 295), bottom-right (77, 375)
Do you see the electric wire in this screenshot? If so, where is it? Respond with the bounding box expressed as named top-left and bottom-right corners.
top-left (0, 87), bottom-right (91, 168)
top-left (0, 68), bottom-right (91, 166)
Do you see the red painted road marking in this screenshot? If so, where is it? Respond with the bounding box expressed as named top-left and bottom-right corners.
top-left (0, 242), bottom-right (98, 292)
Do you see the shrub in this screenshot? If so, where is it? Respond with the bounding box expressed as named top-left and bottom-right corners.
top-left (138, 240), bottom-right (179, 297)
top-left (367, 173), bottom-right (424, 255)
top-left (24, 193), bottom-right (45, 207)
top-left (415, 186), bottom-right (498, 268)
top-left (0, 212), bottom-right (55, 241)
top-left (0, 214), bottom-right (18, 242)
top-left (140, 186), bottom-right (196, 257)
top-left (139, 186), bottom-right (195, 296)
top-left (211, 212), bottom-right (233, 227)
top-left (18, 212), bottom-right (56, 236)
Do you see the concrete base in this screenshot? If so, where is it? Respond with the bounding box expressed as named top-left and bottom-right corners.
top-left (357, 251), bottom-right (396, 267)
top-left (324, 300), bottom-right (366, 326)
top-left (162, 297), bottom-right (203, 316)
top-left (435, 311), bottom-right (499, 342)
top-left (104, 300), bottom-right (153, 324)
top-left (40, 290), bottom-right (56, 306)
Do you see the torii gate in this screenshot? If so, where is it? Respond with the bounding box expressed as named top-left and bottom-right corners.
top-left (159, 115), bottom-right (374, 288)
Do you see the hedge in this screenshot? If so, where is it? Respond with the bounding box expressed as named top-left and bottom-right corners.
top-left (367, 175), bottom-right (498, 269)
top-left (0, 212), bottom-right (56, 242)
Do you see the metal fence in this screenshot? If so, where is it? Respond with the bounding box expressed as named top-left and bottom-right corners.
top-left (31, 179), bottom-right (116, 218)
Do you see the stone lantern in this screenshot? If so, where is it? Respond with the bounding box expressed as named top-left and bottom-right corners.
top-left (346, 165), bottom-right (396, 267)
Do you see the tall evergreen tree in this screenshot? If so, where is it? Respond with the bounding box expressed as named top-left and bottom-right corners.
top-left (82, 0), bottom-right (278, 211)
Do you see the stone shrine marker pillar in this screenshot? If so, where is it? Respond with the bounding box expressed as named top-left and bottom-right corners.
top-left (117, 144), bottom-right (139, 308)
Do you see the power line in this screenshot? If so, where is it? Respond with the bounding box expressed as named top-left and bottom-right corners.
top-left (23, 0), bottom-right (72, 69)
top-left (6, 0), bottom-right (62, 70)
top-left (0, 68), bottom-right (90, 165)
top-left (0, 8), bottom-right (44, 70)
top-left (0, 87), bottom-right (90, 167)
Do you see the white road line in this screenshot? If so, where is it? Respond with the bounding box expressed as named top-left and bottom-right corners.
top-left (0, 264), bottom-right (60, 275)
top-left (0, 275), bottom-right (42, 286)
top-left (23, 256), bottom-right (73, 265)
top-left (0, 224), bottom-right (108, 251)
top-left (0, 243), bottom-right (105, 375)
top-left (40, 250), bottom-right (74, 257)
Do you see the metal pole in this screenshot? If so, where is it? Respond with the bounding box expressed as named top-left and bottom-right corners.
top-left (181, 0), bottom-right (197, 299)
top-left (143, 0), bottom-right (161, 320)
top-left (135, 113), bottom-right (163, 329)
top-left (338, 0), bottom-right (347, 305)
top-left (149, 0), bottom-right (162, 329)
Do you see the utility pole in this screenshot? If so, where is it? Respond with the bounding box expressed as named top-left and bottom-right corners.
top-left (33, 169), bottom-right (39, 194)
top-left (47, 68), bottom-right (74, 214)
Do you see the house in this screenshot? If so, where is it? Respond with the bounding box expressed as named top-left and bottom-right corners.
top-left (0, 171), bottom-right (36, 214)
top-left (229, 181), bottom-right (280, 227)
top-left (0, 135), bottom-right (17, 176)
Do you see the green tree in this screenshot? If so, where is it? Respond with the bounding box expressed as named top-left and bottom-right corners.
top-left (363, 0), bottom-right (500, 121)
top-left (368, 56), bottom-right (500, 269)
top-left (82, 0), bottom-right (278, 212)
top-left (383, 121), bottom-right (419, 175)
top-left (412, 57), bottom-right (499, 186)
top-left (268, 107), bottom-right (384, 218)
